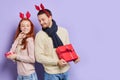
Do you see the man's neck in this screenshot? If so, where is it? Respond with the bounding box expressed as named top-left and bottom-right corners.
top-left (49, 20), bottom-right (53, 28)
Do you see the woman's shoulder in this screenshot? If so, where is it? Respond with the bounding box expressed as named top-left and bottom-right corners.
top-left (26, 37), bottom-right (34, 42)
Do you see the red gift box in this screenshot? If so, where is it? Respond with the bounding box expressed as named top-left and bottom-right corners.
top-left (5, 52), bottom-right (14, 57)
top-left (56, 44), bottom-right (78, 62)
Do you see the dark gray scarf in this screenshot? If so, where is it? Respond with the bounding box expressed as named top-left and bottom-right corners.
top-left (42, 20), bottom-right (63, 48)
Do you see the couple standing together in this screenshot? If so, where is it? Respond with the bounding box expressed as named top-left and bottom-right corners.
top-left (6, 4), bottom-right (80, 80)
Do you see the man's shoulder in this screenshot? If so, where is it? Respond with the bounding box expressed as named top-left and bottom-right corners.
top-left (58, 26), bottom-right (68, 32)
top-left (58, 26), bottom-right (67, 30)
top-left (36, 30), bottom-right (45, 36)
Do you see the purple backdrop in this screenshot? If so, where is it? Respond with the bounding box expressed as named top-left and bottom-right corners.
top-left (0, 0), bottom-right (120, 80)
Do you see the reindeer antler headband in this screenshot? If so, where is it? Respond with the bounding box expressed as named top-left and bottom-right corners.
top-left (35, 3), bottom-right (50, 17)
top-left (19, 11), bottom-right (31, 19)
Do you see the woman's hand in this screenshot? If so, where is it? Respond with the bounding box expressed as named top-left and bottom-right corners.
top-left (17, 32), bottom-right (26, 40)
top-left (7, 53), bottom-right (17, 60)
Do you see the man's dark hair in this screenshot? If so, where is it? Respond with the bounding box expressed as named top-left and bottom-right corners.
top-left (37, 9), bottom-right (52, 17)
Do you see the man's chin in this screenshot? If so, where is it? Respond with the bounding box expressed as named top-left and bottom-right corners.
top-left (42, 26), bottom-right (49, 29)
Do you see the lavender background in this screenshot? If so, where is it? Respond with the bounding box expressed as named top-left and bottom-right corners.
top-left (0, 0), bottom-right (120, 80)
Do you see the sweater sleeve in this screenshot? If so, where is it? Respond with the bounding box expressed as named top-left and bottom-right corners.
top-left (16, 38), bottom-right (35, 63)
top-left (35, 33), bottom-right (58, 66)
top-left (64, 29), bottom-right (70, 44)
top-left (10, 39), bottom-right (19, 52)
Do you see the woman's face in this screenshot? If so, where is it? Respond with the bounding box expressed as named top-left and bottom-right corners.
top-left (20, 20), bottom-right (31, 34)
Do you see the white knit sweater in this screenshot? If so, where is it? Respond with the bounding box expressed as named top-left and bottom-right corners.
top-left (35, 27), bottom-right (70, 74)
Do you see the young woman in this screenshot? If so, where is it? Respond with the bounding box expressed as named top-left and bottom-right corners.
top-left (6, 12), bottom-right (38, 80)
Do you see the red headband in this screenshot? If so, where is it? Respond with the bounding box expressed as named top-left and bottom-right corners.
top-left (35, 3), bottom-right (50, 17)
top-left (19, 11), bottom-right (31, 19)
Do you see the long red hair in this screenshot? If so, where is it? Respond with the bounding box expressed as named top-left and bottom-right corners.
top-left (14, 18), bottom-right (35, 49)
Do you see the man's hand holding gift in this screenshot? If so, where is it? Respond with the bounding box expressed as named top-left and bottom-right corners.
top-left (57, 59), bottom-right (67, 67)
top-left (74, 56), bottom-right (80, 64)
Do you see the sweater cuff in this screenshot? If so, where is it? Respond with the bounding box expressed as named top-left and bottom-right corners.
top-left (16, 55), bottom-right (22, 62)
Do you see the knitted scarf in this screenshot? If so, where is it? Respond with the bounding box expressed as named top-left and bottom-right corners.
top-left (42, 20), bottom-right (63, 48)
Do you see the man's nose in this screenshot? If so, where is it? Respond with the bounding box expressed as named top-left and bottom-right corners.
top-left (40, 21), bottom-right (43, 24)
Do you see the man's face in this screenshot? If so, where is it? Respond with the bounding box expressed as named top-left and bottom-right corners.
top-left (38, 14), bottom-right (52, 29)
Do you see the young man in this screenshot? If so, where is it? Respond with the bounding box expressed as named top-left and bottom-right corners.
top-left (35, 8), bottom-right (80, 80)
